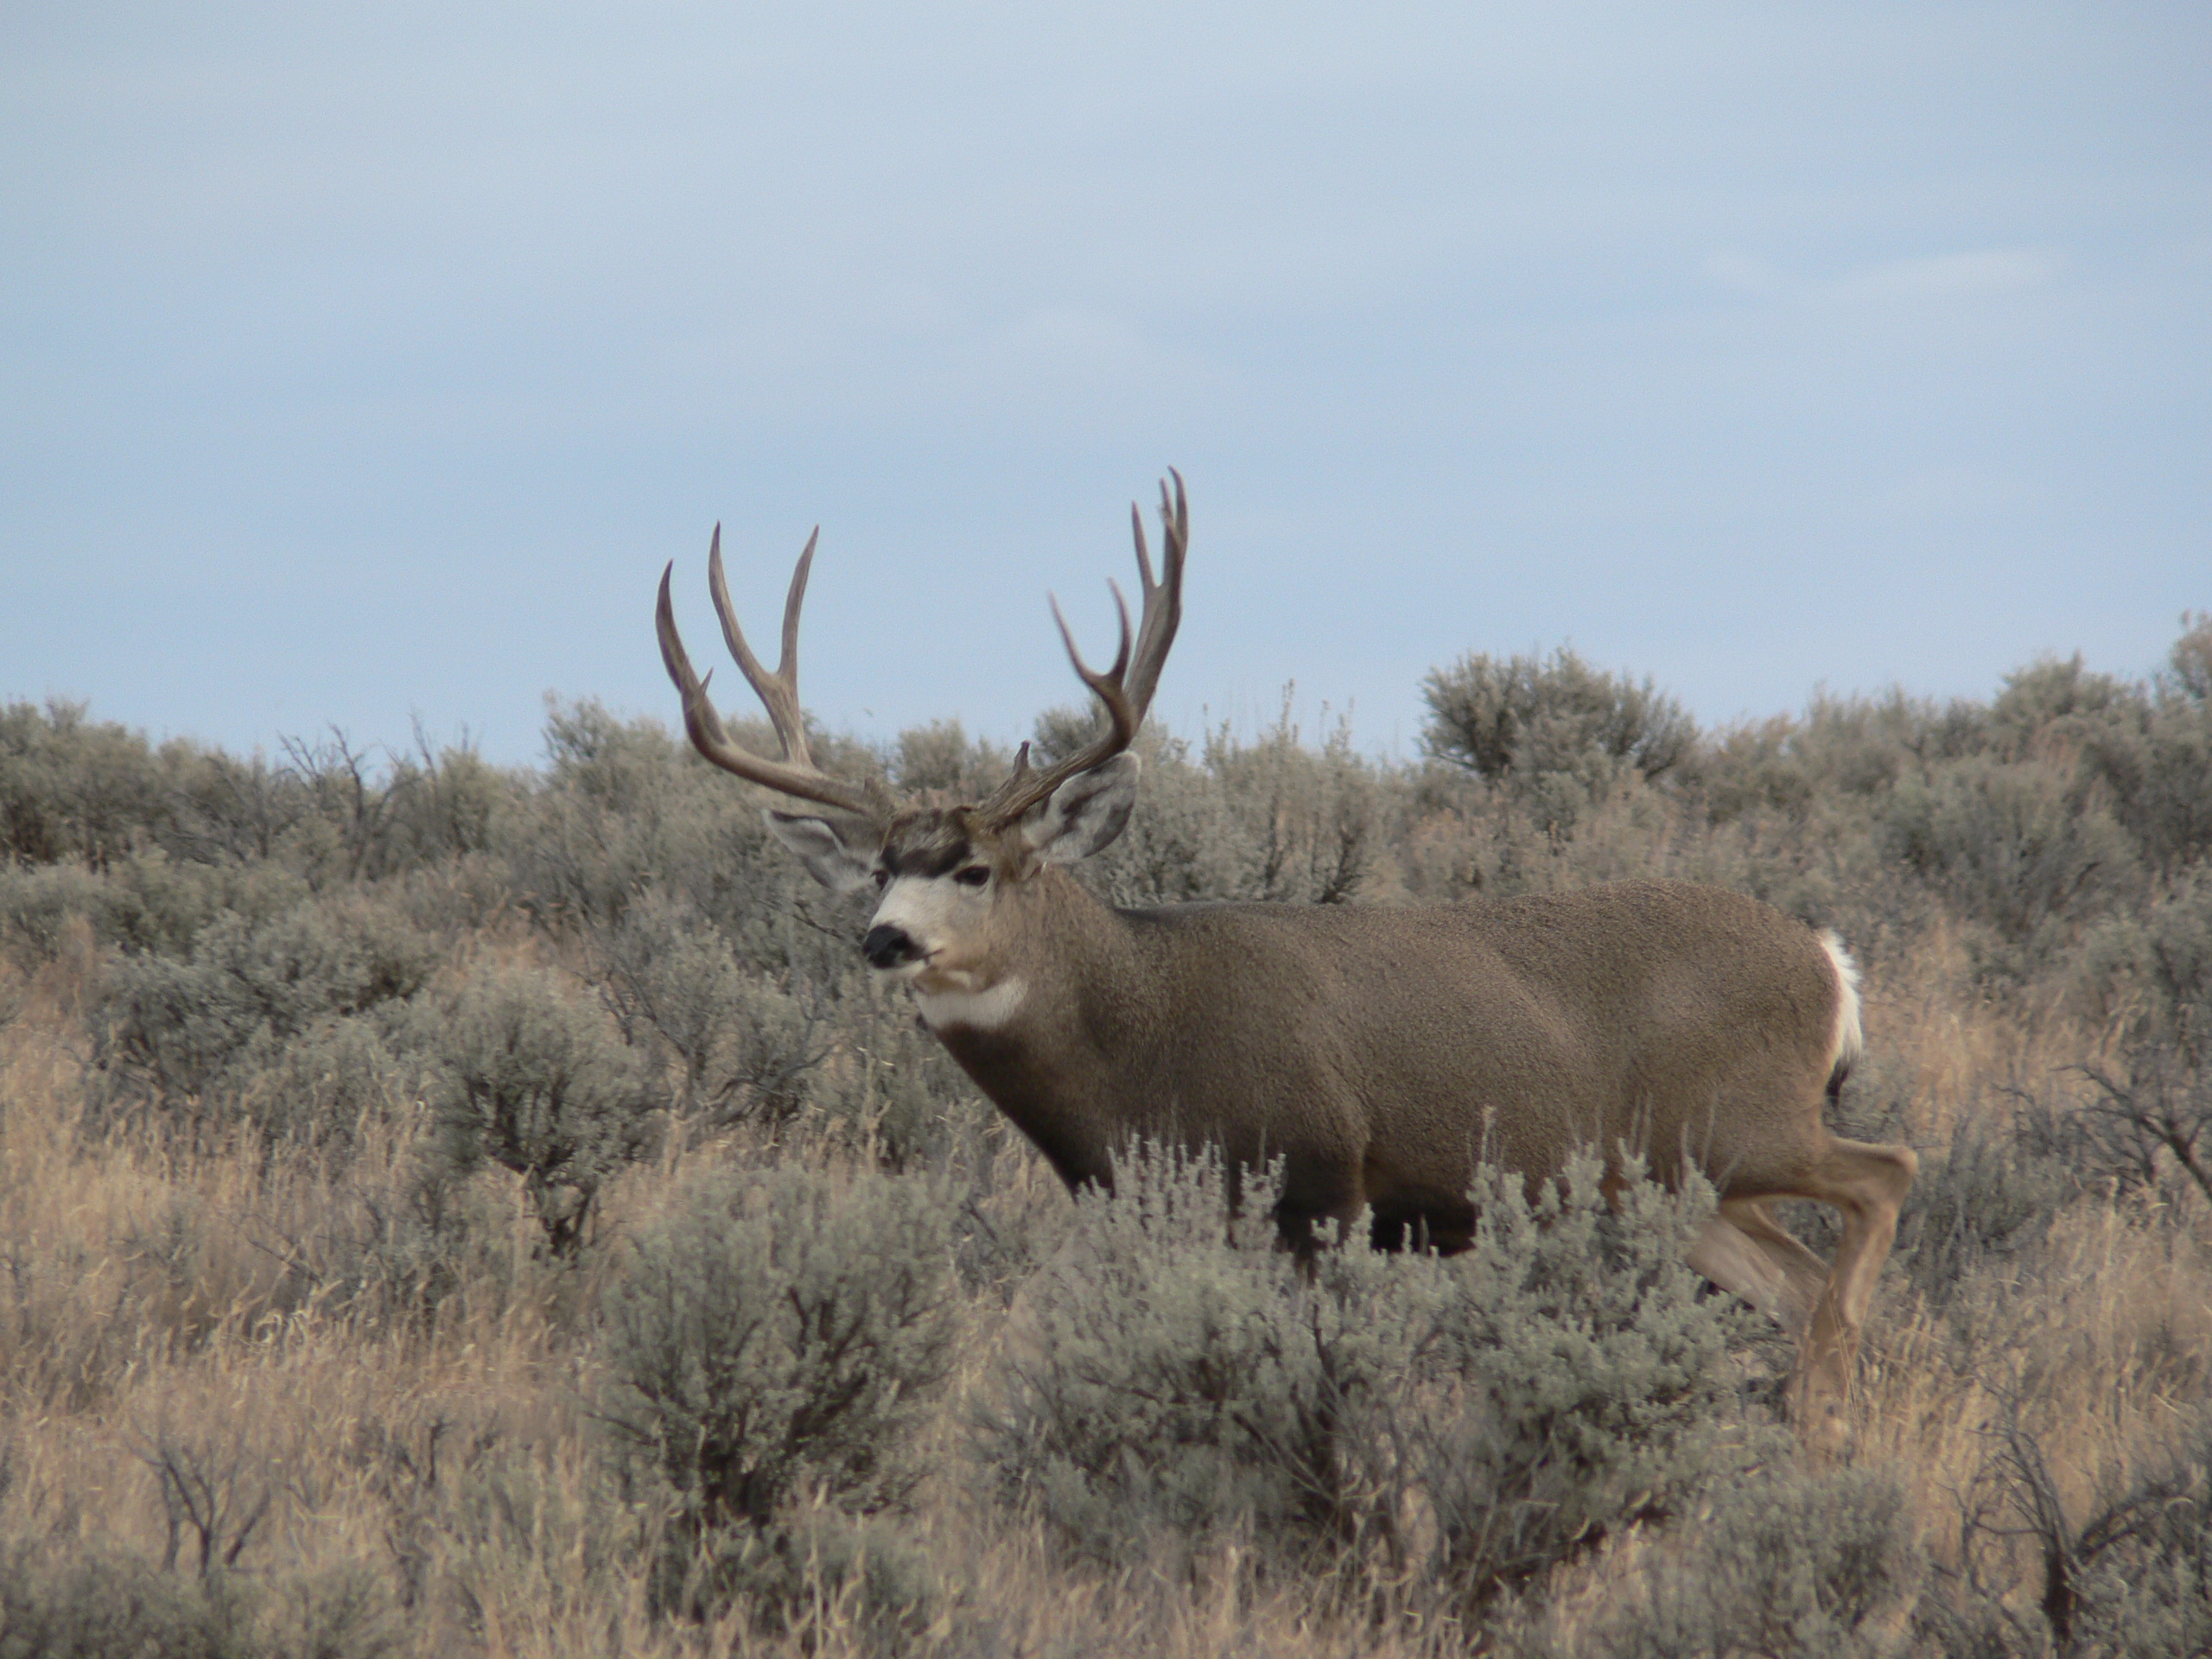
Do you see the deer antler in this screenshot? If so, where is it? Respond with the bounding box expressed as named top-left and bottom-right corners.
top-left (978, 470), bottom-right (1187, 827)
top-left (657, 526), bottom-right (887, 818)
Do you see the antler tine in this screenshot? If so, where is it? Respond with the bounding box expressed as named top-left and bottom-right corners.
top-left (1044, 582), bottom-right (1138, 753)
top-left (1050, 581), bottom-right (1135, 699)
top-left (779, 529), bottom-right (812, 694)
top-left (979, 473), bottom-right (1187, 827)
top-left (709, 524), bottom-right (817, 768)
top-left (658, 532), bottom-right (883, 819)
top-left (1123, 468), bottom-right (1186, 717)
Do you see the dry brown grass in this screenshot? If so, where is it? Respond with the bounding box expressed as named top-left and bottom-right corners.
top-left (3, 899), bottom-right (2209, 1658)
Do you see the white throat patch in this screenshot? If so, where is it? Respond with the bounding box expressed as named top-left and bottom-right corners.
top-left (914, 976), bottom-right (1027, 1033)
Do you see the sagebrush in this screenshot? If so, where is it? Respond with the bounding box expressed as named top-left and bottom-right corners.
top-left (1, 612), bottom-right (2209, 1652)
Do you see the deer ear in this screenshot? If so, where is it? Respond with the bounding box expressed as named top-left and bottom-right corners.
top-left (1020, 753), bottom-right (1140, 864)
top-left (765, 810), bottom-right (877, 893)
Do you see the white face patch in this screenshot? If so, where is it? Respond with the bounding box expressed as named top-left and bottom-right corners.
top-left (868, 871), bottom-right (993, 984)
top-left (870, 874), bottom-right (961, 969)
top-left (915, 976), bottom-right (1028, 1033)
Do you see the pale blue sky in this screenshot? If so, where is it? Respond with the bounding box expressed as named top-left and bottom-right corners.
top-left (4, 3), bottom-right (2207, 766)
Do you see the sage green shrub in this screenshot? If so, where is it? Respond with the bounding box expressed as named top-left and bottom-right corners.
top-left (0, 849), bottom-right (311, 969)
top-left (1898, 1106), bottom-right (2077, 1307)
top-left (89, 887), bottom-right (442, 1147)
top-left (2079, 617), bottom-right (2212, 875)
top-left (667, 1507), bottom-right (944, 1644)
top-left (599, 1163), bottom-right (958, 1529)
top-left (977, 1142), bottom-right (1390, 1560)
top-left (429, 967), bottom-right (662, 1255)
top-left (2078, 864), bottom-right (2212, 1052)
top-left (0, 1540), bottom-right (400, 1659)
top-left (1422, 646), bottom-right (1697, 787)
top-left (504, 700), bottom-right (870, 965)
top-left (0, 697), bottom-right (174, 866)
top-left (0, 860), bottom-right (111, 971)
top-left (1395, 1154), bottom-right (1768, 1616)
top-left (1569, 1465), bottom-right (1924, 1659)
top-left (1876, 753), bottom-right (2137, 978)
top-left (591, 893), bottom-right (824, 1125)
top-left (0, 1543), bottom-right (236, 1659)
top-left (1941, 1408), bottom-right (2212, 1659)
top-left (982, 1141), bottom-right (1761, 1618)
top-left (797, 974), bottom-right (989, 1167)
top-left (1422, 646), bottom-right (1697, 836)
top-left (1986, 652), bottom-right (2139, 759)
top-left (1062, 708), bottom-right (1383, 908)
top-left (597, 1164), bottom-right (958, 1627)
top-left (892, 716), bottom-right (1013, 799)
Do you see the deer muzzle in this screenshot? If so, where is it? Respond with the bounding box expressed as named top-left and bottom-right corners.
top-left (862, 924), bottom-right (924, 970)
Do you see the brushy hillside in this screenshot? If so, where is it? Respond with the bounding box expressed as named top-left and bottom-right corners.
top-left (3, 620), bottom-right (2209, 1657)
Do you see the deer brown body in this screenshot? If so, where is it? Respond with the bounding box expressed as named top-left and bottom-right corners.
top-left (654, 474), bottom-right (1916, 1447)
top-left (922, 869), bottom-right (1852, 1241)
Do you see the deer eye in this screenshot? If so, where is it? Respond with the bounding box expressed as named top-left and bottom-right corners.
top-left (954, 866), bottom-right (992, 888)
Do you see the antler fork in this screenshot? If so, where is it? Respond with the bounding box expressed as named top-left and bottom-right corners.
top-left (977, 469), bottom-right (1187, 826)
top-left (656, 526), bottom-right (887, 818)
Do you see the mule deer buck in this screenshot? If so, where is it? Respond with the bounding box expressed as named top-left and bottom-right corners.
top-left (654, 473), bottom-right (1916, 1446)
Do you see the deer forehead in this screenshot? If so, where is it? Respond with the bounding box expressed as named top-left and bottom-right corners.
top-left (867, 813), bottom-right (996, 943)
top-left (878, 811), bottom-right (983, 877)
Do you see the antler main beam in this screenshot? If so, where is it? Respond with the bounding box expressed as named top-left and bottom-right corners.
top-left (657, 526), bottom-right (884, 818)
top-left (979, 469), bottom-right (1187, 827)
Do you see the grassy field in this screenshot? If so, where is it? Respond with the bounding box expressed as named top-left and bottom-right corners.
top-left (2, 628), bottom-right (2208, 1656)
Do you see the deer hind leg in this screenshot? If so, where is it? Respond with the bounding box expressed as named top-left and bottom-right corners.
top-left (1729, 1198), bottom-right (1833, 1332)
top-left (1787, 1136), bottom-right (1918, 1450)
top-left (1687, 1198), bottom-right (1829, 1337)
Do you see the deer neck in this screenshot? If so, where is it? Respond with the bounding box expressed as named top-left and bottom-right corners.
top-left (911, 865), bottom-right (1141, 1040)
top-left (912, 866), bottom-right (1148, 1186)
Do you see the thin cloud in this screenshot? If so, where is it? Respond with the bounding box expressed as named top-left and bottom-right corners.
top-left (1703, 247), bottom-right (2063, 305)
top-left (1821, 248), bottom-right (2063, 303)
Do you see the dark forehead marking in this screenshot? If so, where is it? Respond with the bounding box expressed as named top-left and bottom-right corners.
top-left (880, 810), bottom-right (977, 879)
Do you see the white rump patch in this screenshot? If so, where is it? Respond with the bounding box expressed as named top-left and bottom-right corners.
top-left (1818, 929), bottom-right (1864, 1076)
top-left (915, 976), bottom-right (1027, 1033)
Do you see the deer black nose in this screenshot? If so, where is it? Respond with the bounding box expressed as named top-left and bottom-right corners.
top-left (862, 925), bottom-right (921, 969)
